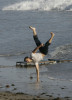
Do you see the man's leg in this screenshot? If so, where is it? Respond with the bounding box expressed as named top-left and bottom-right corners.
top-left (48, 32), bottom-right (55, 44)
top-left (41, 32), bottom-right (55, 55)
top-left (45, 32), bottom-right (55, 45)
top-left (29, 26), bottom-right (41, 46)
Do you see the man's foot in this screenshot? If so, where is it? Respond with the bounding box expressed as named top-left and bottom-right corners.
top-left (29, 26), bottom-right (36, 31)
top-left (29, 26), bottom-right (37, 35)
top-left (50, 32), bottom-right (55, 37)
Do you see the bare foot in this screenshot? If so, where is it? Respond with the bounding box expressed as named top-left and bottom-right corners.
top-left (50, 32), bottom-right (55, 37)
top-left (29, 26), bottom-right (36, 31)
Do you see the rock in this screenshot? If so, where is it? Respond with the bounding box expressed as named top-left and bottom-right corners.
top-left (30, 76), bottom-right (33, 79)
top-left (11, 84), bottom-right (15, 86)
top-left (6, 85), bottom-right (10, 88)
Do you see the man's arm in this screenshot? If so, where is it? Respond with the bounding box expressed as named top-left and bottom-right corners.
top-left (32, 44), bottom-right (44, 53)
top-left (35, 63), bottom-right (39, 82)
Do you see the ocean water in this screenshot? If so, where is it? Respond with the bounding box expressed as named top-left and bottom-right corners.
top-left (0, 0), bottom-right (72, 65)
top-left (0, 0), bottom-right (72, 97)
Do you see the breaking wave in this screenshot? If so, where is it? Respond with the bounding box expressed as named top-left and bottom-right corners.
top-left (50, 44), bottom-right (72, 59)
top-left (2, 0), bottom-right (72, 11)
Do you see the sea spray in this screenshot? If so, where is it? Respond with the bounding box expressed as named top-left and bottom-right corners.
top-left (50, 44), bottom-right (72, 59)
top-left (2, 0), bottom-right (72, 11)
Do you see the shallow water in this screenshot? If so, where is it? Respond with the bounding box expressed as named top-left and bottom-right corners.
top-left (0, 62), bottom-right (72, 97)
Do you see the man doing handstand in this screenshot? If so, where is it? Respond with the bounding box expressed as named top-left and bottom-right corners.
top-left (24, 26), bottom-right (55, 82)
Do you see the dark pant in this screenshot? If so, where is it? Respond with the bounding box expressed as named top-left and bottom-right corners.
top-left (33, 35), bottom-right (51, 55)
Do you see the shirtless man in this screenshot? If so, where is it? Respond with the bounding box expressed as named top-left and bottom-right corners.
top-left (24, 26), bottom-right (55, 82)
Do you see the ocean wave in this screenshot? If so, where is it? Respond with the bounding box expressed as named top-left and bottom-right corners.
top-left (50, 44), bottom-right (72, 59)
top-left (2, 0), bottom-right (72, 11)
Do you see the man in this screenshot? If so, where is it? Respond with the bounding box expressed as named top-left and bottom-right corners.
top-left (24, 26), bottom-right (55, 82)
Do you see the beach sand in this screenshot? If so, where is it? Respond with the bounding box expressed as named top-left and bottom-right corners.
top-left (0, 64), bottom-right (72, 100)
top-left (0, 91), bottom-right (72, 100)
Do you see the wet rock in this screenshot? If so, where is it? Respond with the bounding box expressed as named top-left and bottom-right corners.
top-left (6, 85), bottom-right (10, 88)
top-left (40, 92), bottom-right (46, 95)
top-left (11, 84), bottom-right (15, 86)
top-left (30, 76), bottom-right (33, 79)
top-left (64, 96), bottom-right (70, 99)
top-left (13, 88), bottom-right (17, 90)
top-left (61, 87), bottom-right (65, 89)
top-left (53, 97), bottom-right (61, 100)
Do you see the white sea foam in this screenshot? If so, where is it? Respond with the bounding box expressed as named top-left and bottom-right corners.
top-left (50, 44), bottom-right (72, 59)
top-left (48, 76), bottom-right (72, 82)
top-left (48, 76), bottom-right (57, 80)
top-left (2, 0), bottom-right (72, 11)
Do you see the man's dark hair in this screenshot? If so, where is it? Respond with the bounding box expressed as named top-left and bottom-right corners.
top-left (24, 56), bottom-right (29, 62)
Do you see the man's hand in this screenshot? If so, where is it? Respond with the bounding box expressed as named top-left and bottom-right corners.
top-left (40, 43), bottom-right (44, 47)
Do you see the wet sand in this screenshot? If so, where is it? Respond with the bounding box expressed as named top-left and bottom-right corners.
top-left (0, 63), bottom-right (72, 100)
top-left (0, 91), bottom-right (72, 100)
top-left (0, 91), bottom-right (47, 100)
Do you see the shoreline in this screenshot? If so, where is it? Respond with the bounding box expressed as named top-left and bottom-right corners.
top-left (0, 91), bottom-right (72, 100)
